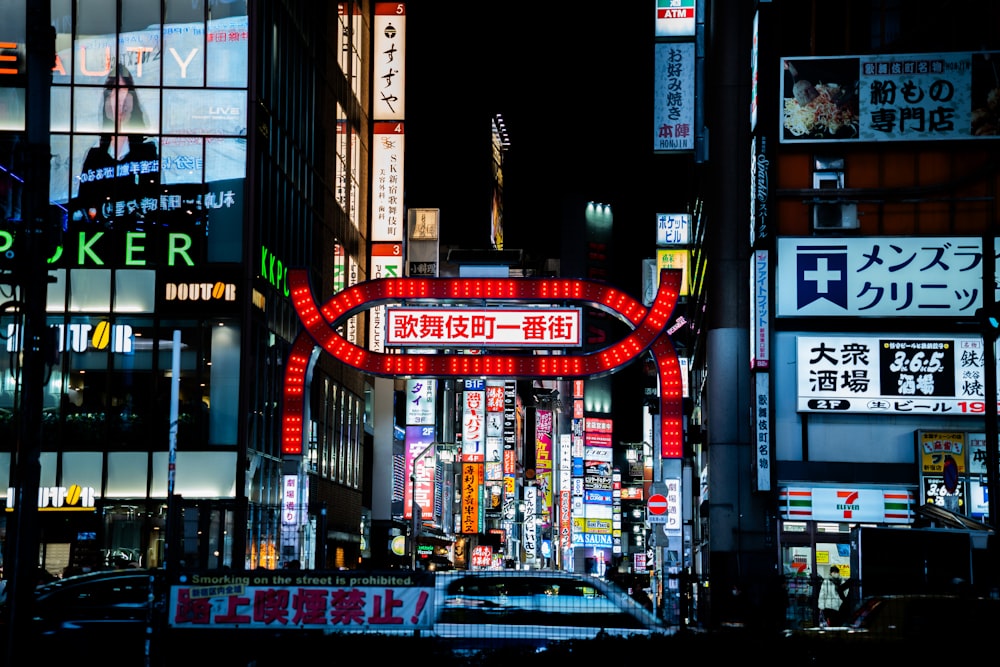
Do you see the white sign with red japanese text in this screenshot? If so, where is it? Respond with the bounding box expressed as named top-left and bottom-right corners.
top-left (470, 545), bottom-right (492, 568)
top-left (796, 334), bottom-right (991, 416)
top-left (281, 475), bottom-right (299, 526)
top-left (777, 237), bottom-right (1000, 318)
top-left (663, 478), bottom-right (682, 534)
top-left (385, 307), bottom-right (582, 347)
top-left (169, 571), bottom-right (435, 631)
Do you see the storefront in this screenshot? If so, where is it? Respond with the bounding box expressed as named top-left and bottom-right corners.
top-left (777, 484), bottom-right (917, 628)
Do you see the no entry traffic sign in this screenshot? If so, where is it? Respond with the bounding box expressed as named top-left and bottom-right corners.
top-left (648, 493), bottom-right (668, 515)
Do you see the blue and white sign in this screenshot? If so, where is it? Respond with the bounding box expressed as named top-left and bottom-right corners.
top-left (583, 533), bottom-right (613, 547)
top-left (777, 237), bottom-right (999, 317)
top-left (656, 213), bottom-right (690, 245)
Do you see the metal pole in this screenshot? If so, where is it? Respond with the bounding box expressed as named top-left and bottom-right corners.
top-left (983, 235), bottom-right (999, 528)
top-left (410, 442), bottom-right (434, 569)
top-left (317, 503), bottom-right (327, 569)
top-left (4, 5), bottom-right (52, 664)
top-left (166, 330), bottom-right (181, 570)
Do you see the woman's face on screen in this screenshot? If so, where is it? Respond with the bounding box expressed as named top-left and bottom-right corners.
top-left (105, 77), bottom-right (134, 130)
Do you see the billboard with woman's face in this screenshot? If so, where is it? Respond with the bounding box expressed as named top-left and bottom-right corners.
top-left (1, 1), bottom-right (249, 268)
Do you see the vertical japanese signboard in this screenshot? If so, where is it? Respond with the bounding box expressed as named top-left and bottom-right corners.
top-left (751, 249), bottom-right (769, 369)
top-left (404, 426), bottom-right (434, 521)
top-left (653, 42), bottom-right (695, 152)
top-left (373, 3), bottom-right (406, 121)
top-left (368, 242), bottom-right (403, 353)
top-left (524, 483), bottom-right (537, 560)
top-left (462, 380), bottom-right (485, 462)
top-left (502, 381), bottom-right (518, 534)
top-left (536, 408), bottom-right (553, 522)
top-left (372, 121), bottom-right (404, 242)
top-left (404, 379), bottom-right (436, 425)
top-left (485, 382), bottom-right (505, 518)
top-left (754, 373), bottom-right (771, 492)
top-left (461, 462), bottom-right (483, 534)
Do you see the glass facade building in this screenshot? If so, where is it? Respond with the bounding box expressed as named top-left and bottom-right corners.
top-left (0, 0), bottom-right (372, 576)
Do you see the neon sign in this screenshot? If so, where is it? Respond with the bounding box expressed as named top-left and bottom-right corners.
top-left (385, 306), bottom-right (582, 347)
top-left (0, 230), bottom-right (196, 267)
top-left (281, 270), bottom-right (685, 458)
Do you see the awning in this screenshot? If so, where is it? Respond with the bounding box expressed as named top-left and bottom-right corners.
top-left (417, 529), bottom-right (455, 547)
top-left (917, 503), bottom-right (994, 532)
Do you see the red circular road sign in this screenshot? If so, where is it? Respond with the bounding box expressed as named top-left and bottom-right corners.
top-left (648, 493), bottom-right (668, 515)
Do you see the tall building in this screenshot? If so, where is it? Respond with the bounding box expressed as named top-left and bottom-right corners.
top-left (0, 0), bottom-right (375, 574)
top-left (684, 0), bottom-right (1000, 630)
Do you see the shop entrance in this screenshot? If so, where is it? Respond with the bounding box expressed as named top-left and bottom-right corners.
top-left (779, 519), bottom-right (852, 628)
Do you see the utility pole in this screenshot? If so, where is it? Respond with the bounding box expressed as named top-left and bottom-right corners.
top-left (979, 234), bottom-right (999, 529)
top-left (3, 2), bottom-right (53, 663)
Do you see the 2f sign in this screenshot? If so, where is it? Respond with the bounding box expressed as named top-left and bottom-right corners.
top-left (656, 213), bottom-right (690, 246)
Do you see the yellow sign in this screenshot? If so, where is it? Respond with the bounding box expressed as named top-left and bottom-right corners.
top-left (656, 248), bottom-right (690, 297)
top-left (6, 484), bottom-right (97, 511)
top-left (918, 431), bottom-right (966, 474)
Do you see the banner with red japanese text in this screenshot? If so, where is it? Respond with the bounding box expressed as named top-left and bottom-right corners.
top-left (385, 307), bottom-right (582, 347)
top-left (461, 462), bottom-right (483, 534)
top-left (168, 570), bottom-right (434, 631)
top-left (462, 380), bottom-right (485, 462)
top-left (535, 409), bottom-right (553, 519)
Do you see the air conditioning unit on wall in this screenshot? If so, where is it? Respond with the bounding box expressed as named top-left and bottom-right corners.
top-left (813, 202), bottom-right (859, 230)
top-left (811, 165), bottom-right (858, 230)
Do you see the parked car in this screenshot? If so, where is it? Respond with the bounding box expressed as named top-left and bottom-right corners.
top-left (0, 568), bottom-right (157, 664)
top-left (431, 570), bottom-right (670, 650)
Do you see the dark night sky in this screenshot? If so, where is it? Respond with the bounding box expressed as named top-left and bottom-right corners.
top-left (403, 3), bottom-right (694, 298)
top-left (401, 4), bottom-right (695, 442)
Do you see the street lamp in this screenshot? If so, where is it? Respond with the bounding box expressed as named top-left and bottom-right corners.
top-left (409, 442), bottom-right (436, 569)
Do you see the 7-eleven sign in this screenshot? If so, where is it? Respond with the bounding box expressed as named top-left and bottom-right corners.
top-left (807, 487), bottom-right (914, 523)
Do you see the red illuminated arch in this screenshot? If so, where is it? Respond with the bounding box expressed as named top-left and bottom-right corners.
top-left (282, 269), bottom-right (684, 458)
